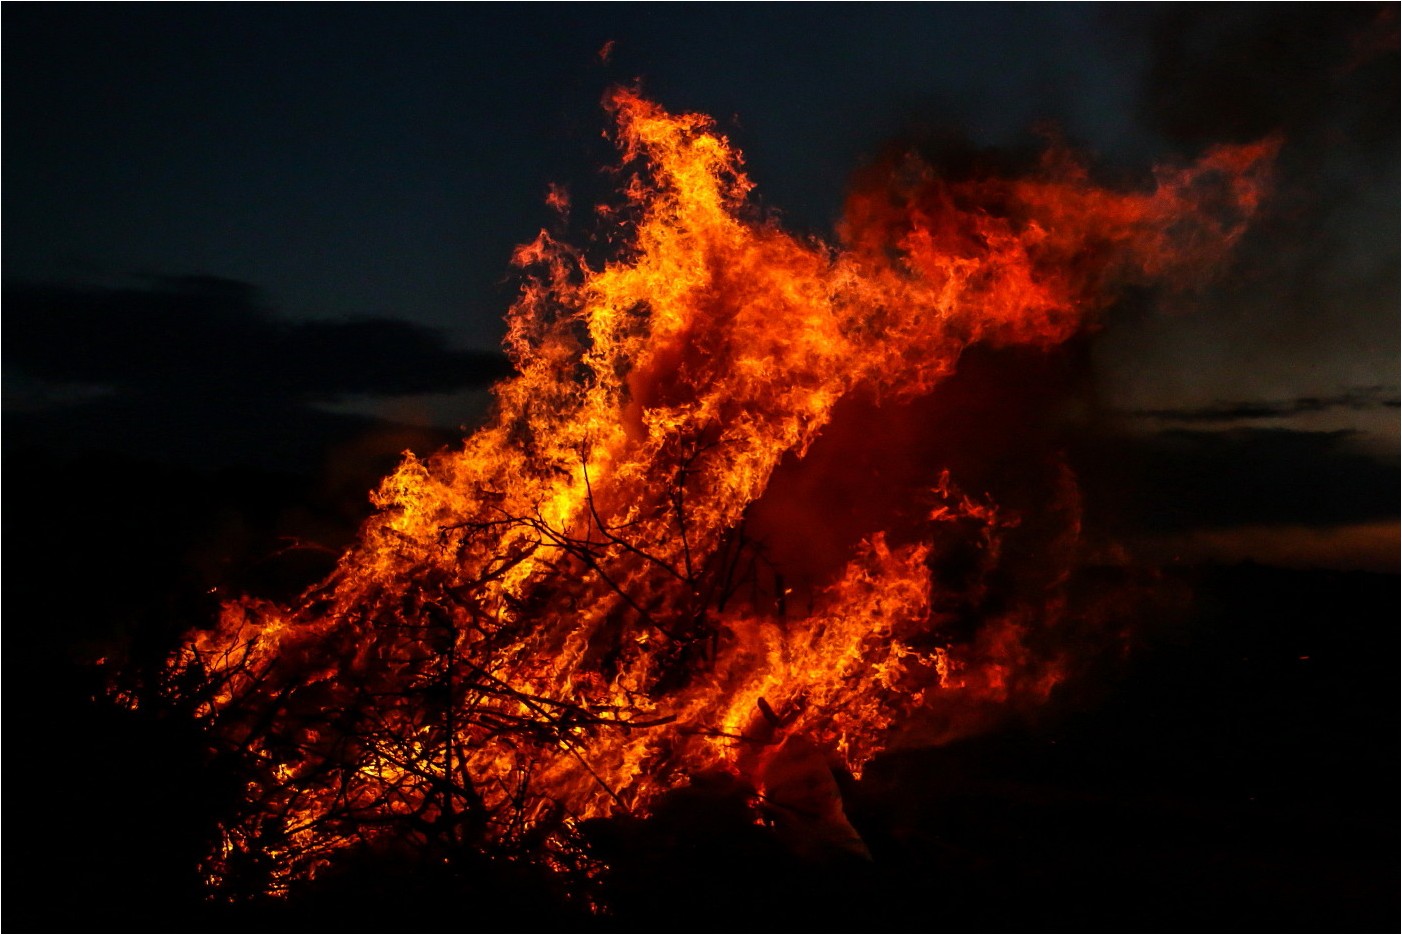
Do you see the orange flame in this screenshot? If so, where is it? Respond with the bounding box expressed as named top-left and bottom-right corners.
top-left (172, 89), bottom-right (1275, 893)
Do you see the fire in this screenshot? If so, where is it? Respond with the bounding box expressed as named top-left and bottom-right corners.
top-left (167, 89), bottom-right (1275, 896)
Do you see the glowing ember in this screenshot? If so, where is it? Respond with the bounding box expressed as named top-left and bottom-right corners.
top-left (167, 89), bottom-right (1275, 896)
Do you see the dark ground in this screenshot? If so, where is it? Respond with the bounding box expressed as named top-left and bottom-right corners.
top-left (3, 431), bottom-right (1397, 932)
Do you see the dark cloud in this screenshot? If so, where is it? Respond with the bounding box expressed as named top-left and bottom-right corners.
top-left (1128, 386), bottom-right (1399, 423)
top-left (3, 276), bottom-right (507, 470)
top-left (1075, 426), bottom-right (1399, 536)
top-left (3, 277), bottom-right (513, 401)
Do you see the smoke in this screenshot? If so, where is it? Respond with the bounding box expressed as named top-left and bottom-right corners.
top-left (1095, 5), bottom-right (1399, 423)
top-left (1135, 4), bottom-right (1397, 151)
top-left (746, 340), bottom-right (1097, 593)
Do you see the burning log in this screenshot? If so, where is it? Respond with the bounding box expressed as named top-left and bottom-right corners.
top-left (151, 88), bottom-right (1275, 901)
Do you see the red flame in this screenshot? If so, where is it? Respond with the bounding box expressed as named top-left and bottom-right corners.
top-left (169, 89), bottom-right (1275, 895)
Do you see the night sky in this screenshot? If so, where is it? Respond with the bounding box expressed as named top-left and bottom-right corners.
top-left (5, 4), bottom-right (1398, 570)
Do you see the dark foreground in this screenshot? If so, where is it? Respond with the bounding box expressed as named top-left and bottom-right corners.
top-left (4, 448), bottom-right (1396, 932)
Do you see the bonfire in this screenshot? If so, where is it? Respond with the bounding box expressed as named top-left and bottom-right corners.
top-left (158, 89), bottom-right (1274, 901)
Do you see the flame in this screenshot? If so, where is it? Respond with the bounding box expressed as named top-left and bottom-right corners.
top-left (169, 89), bottom-right (1275, 895)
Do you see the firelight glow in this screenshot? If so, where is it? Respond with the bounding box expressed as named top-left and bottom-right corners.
top-left (172, 89), bottom-right (1275, 895)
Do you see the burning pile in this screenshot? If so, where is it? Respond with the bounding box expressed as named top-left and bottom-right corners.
top-left (168, 89), bottom-right (1274, 896)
